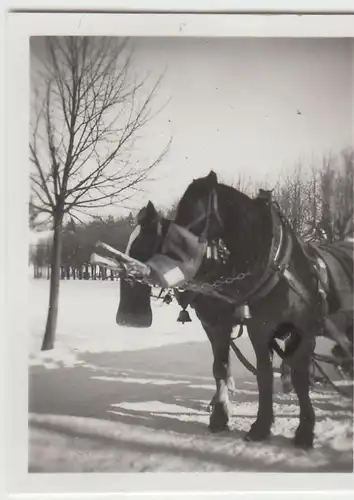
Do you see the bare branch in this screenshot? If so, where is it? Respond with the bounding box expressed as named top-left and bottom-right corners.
top-left (29, 143), bottom-right (55, 208)
top-left (30, 36), bottom-right (170, 229)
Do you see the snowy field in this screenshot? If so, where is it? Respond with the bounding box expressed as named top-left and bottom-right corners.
top-left (29, 279), bottom-right (353, 473)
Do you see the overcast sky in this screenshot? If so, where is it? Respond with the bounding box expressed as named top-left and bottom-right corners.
top-left (31, 37), bottom-right (354, 215)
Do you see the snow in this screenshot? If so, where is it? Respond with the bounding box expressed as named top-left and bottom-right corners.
top-left (92, 376), bottom-right (191, 386)
top-left (114, 401), bottom-right (206, 414)
top-left (29, 406), bottom-right (353, 472)
top-left (29, 279), bottom-right (208, 366)
top-left (28, 279), bottom-right (353, 473)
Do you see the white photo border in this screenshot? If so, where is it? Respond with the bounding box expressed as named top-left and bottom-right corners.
top-left (3, 10), bottom-right (354, 500)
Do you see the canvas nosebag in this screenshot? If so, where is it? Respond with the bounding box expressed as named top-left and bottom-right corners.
top-left (146, 223), bottom-right (207, 289)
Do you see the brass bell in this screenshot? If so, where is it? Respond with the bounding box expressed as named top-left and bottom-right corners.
top-left (234, 303), bottom-right (251, 320)
top-left (177, 309), bottom-right (192, 324)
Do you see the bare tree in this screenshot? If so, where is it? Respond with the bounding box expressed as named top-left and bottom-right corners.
top-left (274, 150), bottom-right (354, 242)
top-left (300, 158), bottom-right (323, 242)
top-left (274, 162), bottom-right (309, 235)
top-left (230, 173), bottom-right (257, 195)
top-left (318, 149), bottom-right (354, 242)
top-left (30, 36), bottom-right (170, 350)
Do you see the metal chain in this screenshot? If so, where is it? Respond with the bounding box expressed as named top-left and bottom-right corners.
top-left (175, 272), bottom-right (251, 303)
top-left (179, 272), bottom-right (250, 293)
top-left (126, 268), bottom-right (249, 286)
top-left (120, 272), bottom-right (251, 303)
top-left (212, 272), bottom-right (251, 290)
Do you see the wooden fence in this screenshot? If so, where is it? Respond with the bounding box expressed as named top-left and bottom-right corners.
top-left (31, 264), bottom-right (119, 281)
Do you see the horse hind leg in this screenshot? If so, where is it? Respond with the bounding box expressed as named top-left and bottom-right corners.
top-left (280, 361), bottom-right (293, 394)
top-left (278, 327), bottom-right (302, 394)
top-left (288, 334), bottom-right (316, 449)
top-left (245, 334), bottom-right (274, 442)
top-left (269, 320), bottom-right (308, 391)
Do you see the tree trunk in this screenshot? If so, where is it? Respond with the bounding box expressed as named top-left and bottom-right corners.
top-left (41, 212), bottom-right (63, 351)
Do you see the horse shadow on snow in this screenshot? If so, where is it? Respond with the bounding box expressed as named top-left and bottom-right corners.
top-left (29, 339), bottom-right (353, 472)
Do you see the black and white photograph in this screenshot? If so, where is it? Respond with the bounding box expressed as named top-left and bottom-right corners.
top-left (11, 13), bottom-right (354, 481)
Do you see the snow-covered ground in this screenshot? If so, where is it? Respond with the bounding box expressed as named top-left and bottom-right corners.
top-left (29, 279), bottom-right (353, 473)
top-left (29, 279), bottom-right (209, 366)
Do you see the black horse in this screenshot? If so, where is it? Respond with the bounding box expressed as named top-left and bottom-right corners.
top-left (116, 173), bottom-right (353, 449)
top-left (170, 171), bottom-right (353, 448)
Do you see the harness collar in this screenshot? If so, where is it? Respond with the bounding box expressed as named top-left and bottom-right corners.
top-left (237, 201), bottom-right (293, 305)
top-left (181, 196), bottom-right (294, 307)
top-left (234, 201), bottom-right (316, 308)
top-left (184, 200), bottom-right (294, 307)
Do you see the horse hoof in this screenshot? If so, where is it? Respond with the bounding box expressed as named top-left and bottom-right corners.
top-left (293, 431), bottom-right (314, 449)
top-left (209, 423), bottom-right (229, 433)
top-left (209, 402), bottom-right (230, 432)
top-left (244, 423), bottom-right (271, 442)
top-left (244, 431), bottom-right (269, 442)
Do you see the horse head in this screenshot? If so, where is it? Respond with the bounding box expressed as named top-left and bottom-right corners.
top-left (174, 171), bottom-right (224, 243)
top-left (116, 201), bottom-right (169, 327)
top-left (175, 172), bottom-right (277, 268)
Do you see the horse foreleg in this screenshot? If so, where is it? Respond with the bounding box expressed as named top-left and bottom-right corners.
top-left (245, 336), bottom-right (274, 441)
top-left (209, 350), bottom-right (235, 408)
top-left (226, 366), bottom-right (236, 393)
top-left (207, 328), bottom-right (233, 432)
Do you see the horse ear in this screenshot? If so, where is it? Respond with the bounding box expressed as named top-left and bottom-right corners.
top-left (138, 201), bottom-right (158, 225)
top-left (206, 170), bottom-right (218, 187)
top-left (146, 200), bottom-right (157, 217)
top-left (146, 200), bottom-right (155, 211)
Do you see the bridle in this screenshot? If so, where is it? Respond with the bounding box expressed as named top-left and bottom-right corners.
top-left (149, 217), bottom-right (165, 256)
top-left (181, 189), bottom-right (224, 244)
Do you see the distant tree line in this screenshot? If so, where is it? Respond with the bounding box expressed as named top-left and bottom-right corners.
top-left (29, 212), bottom-right (136, 280)
top-left (231, 148), bottom-right (353, 243)
top-left (273, 148), bottom-right (353, 242)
